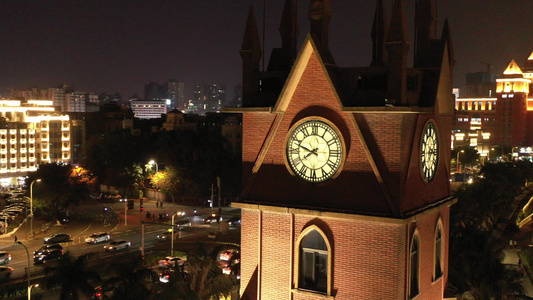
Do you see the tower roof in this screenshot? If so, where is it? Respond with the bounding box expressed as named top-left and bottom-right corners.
top-left (503, 59), bottom-right (523, 75)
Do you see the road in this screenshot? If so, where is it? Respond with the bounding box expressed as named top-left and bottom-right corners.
top-left (0, 199), bottom-right (240, 283)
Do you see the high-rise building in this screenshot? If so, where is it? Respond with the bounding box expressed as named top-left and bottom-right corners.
top-left (0, 99), bottom-right (71, 184)
top-left (226, 0), bottom-right (456, 299)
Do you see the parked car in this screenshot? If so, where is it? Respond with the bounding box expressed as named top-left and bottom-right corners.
top-left (85, 232), bottom-right (110, 244)
top-left (0, 251), bottom-right (11, 265)
top-left (158, 256), bottom-right (187, 268)
top-left (104, 240), bottom-right (131, 251)
top-left (34, 244), bottom-right (63, 256)
top-left (0, 266), bottom-right (13, 279)
top-left (33, 249), bottom-right (63, 264)
top-left (43, 233), bottom-right (71, 244)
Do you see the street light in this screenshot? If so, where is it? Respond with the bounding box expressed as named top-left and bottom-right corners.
top-left (149, 160), bottom-right (158, 206)
top-left (456, 150), bottom-right (465, 172)
top-left (171, 212), bottom-right (179, 256)
top-left (29, 179), bottom-right (41, 239)
top-left (14, 237), bottom-right (31, 300)
top-left (29, 284), bottom-right (39, 300)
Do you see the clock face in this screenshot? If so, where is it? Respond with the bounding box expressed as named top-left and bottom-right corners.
top-left (286, 119), bottom-right (344, 182)
top-left (420, 122), bottom-right (439, 182)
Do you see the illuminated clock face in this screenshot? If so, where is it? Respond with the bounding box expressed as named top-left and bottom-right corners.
top-left (420, 122), bottom-right (439, 182)
top-left (286, 119), bottom-right (344, 182)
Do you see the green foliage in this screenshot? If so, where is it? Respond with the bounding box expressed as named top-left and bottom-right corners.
top-left (449, 162), bottom-right (531, 299)
top-left (44, 252), bottom-right (101, 300)
top-left (26, 164), bottom-right (91, 220)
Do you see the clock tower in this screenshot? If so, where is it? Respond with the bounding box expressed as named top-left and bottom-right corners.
top-left (226, 0), bottom-right (456, 299)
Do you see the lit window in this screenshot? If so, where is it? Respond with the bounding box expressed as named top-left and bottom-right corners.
top-left (298, 228), bottom-right (329, 294)
top-left (434, 221), bottom-right (443, 281)
top-left (409, 232), bottom-right (420, 298)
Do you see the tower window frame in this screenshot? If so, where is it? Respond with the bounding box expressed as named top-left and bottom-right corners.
top-left (294, 225), bottom-right (332, 296)
top-left (433, 219), bottom-right (444, 282)
top-left (409, 229), bottom-right (420, 299)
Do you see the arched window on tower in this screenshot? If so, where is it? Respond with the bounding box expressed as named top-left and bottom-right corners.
top-left (297, 227), bottom-right (330, 294)
top-left (409, 231), bottom-right (420, 298)
top-left (434, 220), bottom-right (443, 281)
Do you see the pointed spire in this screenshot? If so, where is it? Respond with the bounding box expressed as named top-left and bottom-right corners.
top-left (414, 0), bottom-right (435, 67)
top-left (387, 0), bottom-right (408, 44)
top-left (308, 0), bottom-right (332, 47)
top-left (279, 0), bottom-right (299, 61)
top-left (386, 0), bottom-right (410, 105)
top-left (441, 18), bottom-right (455, 71)
top-left (371, 0), bottom-right (387, 67)
top-left (240, 6), bottom-right (262, 106)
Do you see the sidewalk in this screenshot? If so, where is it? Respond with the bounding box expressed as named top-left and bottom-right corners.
top-left (504, 248), bottom-right (533, 297)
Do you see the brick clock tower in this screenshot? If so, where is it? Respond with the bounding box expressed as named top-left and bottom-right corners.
top-left (226, 0), bottom-right (456, 299)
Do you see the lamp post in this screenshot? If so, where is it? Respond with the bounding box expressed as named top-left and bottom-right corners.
top-left (171, 212), bottom-right (178, 256)
top-left (28, 284), bottom-right (39, 300)
top-left (456, 150), bottom-right (465, 172)
top-left (29, 179), bottom-right (41, 239)
top-left (149, 160), bottom-right (158, 206)
top-left (14, 238), bottom-right (31, 300)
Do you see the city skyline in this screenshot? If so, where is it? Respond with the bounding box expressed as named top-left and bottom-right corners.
top-left (0, 0), bottom-right (531, 101)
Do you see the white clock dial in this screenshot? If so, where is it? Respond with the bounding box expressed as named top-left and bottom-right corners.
top-left (420, 122), bottom-right (439, 182)
top-left (286, 119), bottom-right (344, 182)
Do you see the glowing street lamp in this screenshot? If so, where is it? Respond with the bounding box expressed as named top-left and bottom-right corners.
top-left (30, 179), bottom-right (41, 239)
top-left (456, 150), bottom-right (465, 172)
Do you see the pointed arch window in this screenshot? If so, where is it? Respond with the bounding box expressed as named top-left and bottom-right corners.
top-left (434, 220), bottom-right (443, 281)
top-left (409, 233), bottom-right (420, 298)
top-left (297, 228), bottom-right (330, 294)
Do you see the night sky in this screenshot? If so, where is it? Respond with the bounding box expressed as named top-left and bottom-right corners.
top-left (0, 0), bottom-right (532, 100)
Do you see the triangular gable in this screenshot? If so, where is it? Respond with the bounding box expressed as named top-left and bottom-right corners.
top-left (528, 51), bottom-right (533, 61)
top-left (273, 34), bottom-right (343, 113)
top-left (503, 59), bottom-right (523, 75)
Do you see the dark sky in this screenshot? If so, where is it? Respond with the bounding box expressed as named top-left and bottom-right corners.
top-left (0, 0), bottom-right (532, 100)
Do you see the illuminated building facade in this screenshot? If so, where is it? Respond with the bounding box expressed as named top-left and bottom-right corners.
top-left (453, 52), bottom-right (533, 158)
top-left (0, 99), bottom-right (70, 183)
top-left (130, 100), bottom-right (167, 119)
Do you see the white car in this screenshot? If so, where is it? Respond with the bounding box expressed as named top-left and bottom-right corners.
top-left (104, 240), bottom-right (131, 251)
top-left (85, 232), bottom-right (110, 244)
top-left (158, 256), bottom-right (187, 268)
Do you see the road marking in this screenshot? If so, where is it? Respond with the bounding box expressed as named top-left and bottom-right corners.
top-left (73, 224), bottom-right (92, 238)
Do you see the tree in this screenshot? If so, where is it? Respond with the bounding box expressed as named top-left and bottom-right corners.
top-left (44, 252), bottom-right (100, 300)
top-left (26, 164), bottom-right (91, 220)
top-left (449, 162), bottom-right (531, 299)
top-left (100, 255), bottom-right (154, 299)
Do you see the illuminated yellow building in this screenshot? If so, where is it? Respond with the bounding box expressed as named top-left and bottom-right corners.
top-left (454, 52), bottom-right (533, 159)
top-left (0, 100), bottom-right (70, 185)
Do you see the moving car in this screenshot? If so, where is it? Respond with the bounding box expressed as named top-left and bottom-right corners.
top-left (104, 240), bottom-right (131, 251)
top-left (0, 251), bottom-right (11, 265)
top-left (44, 233), bottom-right (71, 244)
top-left (0, 266), bottom-right (13, 279)
top-left (158, 256), bottom-right (186, 268)
top-left (34, 244), bottom-right (63, 256)
top-left (156, 233), bottom-right (172, 241)
top-left (159, 270), bottom-right (172, 283)
top-left (33, 249), bottom-right (63, 264)
top-left (204, 213), bottom-right (222, 224)
top-left (85, 232), bottom-right (110, 244)
top-left (226, 216), bottom-right (241, 227)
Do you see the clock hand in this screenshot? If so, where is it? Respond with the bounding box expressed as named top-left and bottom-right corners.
top-left (299, 145), bottom-right (312, 152)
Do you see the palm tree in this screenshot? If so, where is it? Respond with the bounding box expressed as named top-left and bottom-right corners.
top-left (44, 251), bottom-right (100, 300)
top-left (100, 254), bottom-right (155, 299)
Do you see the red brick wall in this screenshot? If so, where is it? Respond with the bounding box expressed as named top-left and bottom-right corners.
top-left (239, 205), bottom-right (450, 300)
